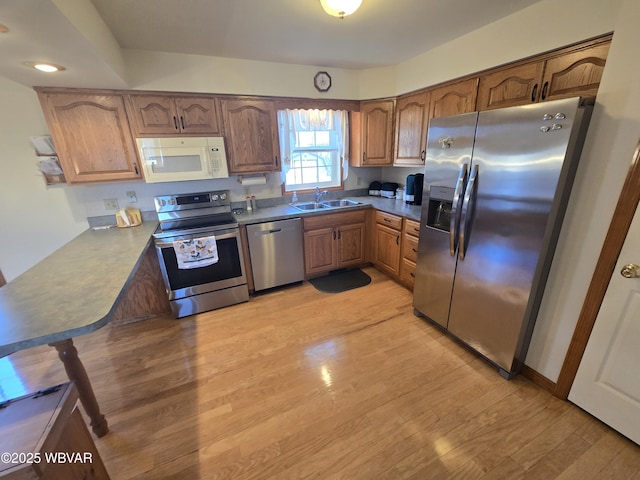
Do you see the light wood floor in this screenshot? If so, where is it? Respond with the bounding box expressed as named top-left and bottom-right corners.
top-left (3, 267), bottom-right (639, 479)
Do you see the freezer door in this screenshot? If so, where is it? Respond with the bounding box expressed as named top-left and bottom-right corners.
top-left (413, 112), bottom-right (478, 328)
top-left (447, 97), bottom-right (588, 373)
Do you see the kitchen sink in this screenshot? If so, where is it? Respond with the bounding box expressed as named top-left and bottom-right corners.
top-left (321, 199), bottom-right (361, 208)
top-left (292, 202), bottom-right (329, 211)
top-left (291, 199), bottom-right (362, 212)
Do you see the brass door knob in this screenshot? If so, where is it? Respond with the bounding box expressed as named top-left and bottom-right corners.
top-left (620, 264), bottom-right (639, 278)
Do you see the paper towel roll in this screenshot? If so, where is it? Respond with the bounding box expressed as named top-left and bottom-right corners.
top-left (240, 175), bottom-right (267, 186)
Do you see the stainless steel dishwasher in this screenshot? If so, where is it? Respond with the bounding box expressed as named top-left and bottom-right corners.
top-left (246, 217), bottom-right (304, 291)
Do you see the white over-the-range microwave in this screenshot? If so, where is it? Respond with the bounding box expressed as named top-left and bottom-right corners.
top-left (136, 137), bottom-right (229, 183)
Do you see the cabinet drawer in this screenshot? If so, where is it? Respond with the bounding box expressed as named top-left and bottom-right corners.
top-left (402, 233), bottom-right (419, 263)
top-left (303, 210), bottom-right (366, 231)
top-left (400, 257), bottom-right (416, 288)
top-left (375, 211), bottom-right (403, 230)
top-left (404, 218), bottom-right (421, 238)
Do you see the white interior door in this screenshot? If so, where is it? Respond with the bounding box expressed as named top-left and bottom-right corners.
top-left (569, 203), bottom-right (640, 445)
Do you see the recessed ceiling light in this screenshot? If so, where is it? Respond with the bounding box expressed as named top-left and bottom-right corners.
top-left (23, 61), bottom-right (66, 73)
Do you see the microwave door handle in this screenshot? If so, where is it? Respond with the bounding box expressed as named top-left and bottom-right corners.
top-left (450, 163), bottom-right (468, 256)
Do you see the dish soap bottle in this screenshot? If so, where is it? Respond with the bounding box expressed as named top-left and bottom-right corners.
top-left (291, 191), bottom-right (298, 205)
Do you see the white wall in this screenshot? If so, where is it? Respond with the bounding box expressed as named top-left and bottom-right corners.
top-left (391, 0), bottom-right (622, 96)
top-left (124, 50), bottom-right (362, 99)
top-left (525, 0), bottom-right (640, 380)
top-left (0, 77), bottom-right (87, 282)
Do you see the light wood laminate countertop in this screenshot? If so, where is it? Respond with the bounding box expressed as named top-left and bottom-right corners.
top-left (0, 222), bottom-right (158, 357)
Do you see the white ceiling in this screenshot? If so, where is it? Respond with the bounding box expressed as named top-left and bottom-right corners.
top-left (0, 0), bottom-right (543, 89)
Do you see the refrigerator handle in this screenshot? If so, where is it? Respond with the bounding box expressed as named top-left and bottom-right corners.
top-left (450, 163), bottom-right (468, 256)
top-left (458, 164), bottom-right (479, 261)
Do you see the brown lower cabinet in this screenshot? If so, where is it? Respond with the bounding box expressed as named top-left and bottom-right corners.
top-left (303, 210), bottom-right (367, 277)
top-left (399, 218), bottom-right (420, 288)
top-left (372, 210), bottom-right (403, 277)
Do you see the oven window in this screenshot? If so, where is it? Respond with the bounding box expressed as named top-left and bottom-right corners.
top-left (148, 154), bottom-right (202, 173)
top-left (161, 237), bottom-right (243, 291)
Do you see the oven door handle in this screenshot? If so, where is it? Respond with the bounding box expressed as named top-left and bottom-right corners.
top-left (154, 229), bottom-right (239, 247)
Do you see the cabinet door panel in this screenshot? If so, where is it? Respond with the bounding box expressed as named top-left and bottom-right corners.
top-left (402, 232), bottom-right (419, 263)
top-left (127, 95), bottom-right (179, 135)
top-left (222, 100), bottom-right (280, 174)
top-left (304, 227), bottom-right (337, 275)
top-left (361, 100), bottom-right (394, 166)
top-left (429, 78), bottom-right (479, 119)
top-left (400, 258), bottom-right (417, 289)
top-left (394, 92), bottom-right (430, 166)
top-left (338, 223), bottom-right (365, 267)
top-left (477, 62), bottom-right (545, 110)
top-left (541, 42), bottom-right (610, 101)
top-left (41, 93), bottom-right (142, 184)
top-left (174, 97), bottom-right (221, 134)
top-left (374, 223), bottom-right (401, 276)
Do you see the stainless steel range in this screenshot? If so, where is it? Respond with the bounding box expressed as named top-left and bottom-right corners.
top-left (152, 190), bottom-right (248, 318)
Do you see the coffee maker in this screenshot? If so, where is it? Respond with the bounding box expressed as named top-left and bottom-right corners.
top-left (405, 173), bottom-right (424, 205)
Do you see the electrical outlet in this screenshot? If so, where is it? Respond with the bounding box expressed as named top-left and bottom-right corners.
top-left (356, 176), bottom-right (362, 186)
top-left (104, 198), bottom-right (119, 210)
top-left (126, 191), bottom-right (137, 203)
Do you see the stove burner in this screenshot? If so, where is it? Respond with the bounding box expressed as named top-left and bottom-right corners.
top-left (153, 189), bottom-right (236, 235)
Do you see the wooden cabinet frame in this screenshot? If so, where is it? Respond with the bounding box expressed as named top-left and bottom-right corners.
top-left (303, 210), bottom-right (367, 277)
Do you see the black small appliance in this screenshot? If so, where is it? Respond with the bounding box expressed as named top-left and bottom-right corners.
top-left (405, 173), bottom-right (424, 205)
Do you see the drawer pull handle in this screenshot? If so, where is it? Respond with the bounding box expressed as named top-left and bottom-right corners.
top-left (412, 248), bottom-right (418, 253)
top-left (410, 273), bottom-right (415, 278)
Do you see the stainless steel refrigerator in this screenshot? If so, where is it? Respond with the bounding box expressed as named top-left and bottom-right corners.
top-left (413, 97), bottom-right (593, 378)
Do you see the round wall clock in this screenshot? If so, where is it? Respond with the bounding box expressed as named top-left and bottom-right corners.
top-left (314, 71), bottom-right (332, 92)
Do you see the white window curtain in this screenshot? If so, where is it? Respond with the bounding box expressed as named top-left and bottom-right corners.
top-left (278, 109), bottom-right (349, 185)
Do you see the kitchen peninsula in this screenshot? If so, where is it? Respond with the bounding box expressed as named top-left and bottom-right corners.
top-left (0, 221), bottom-right (163, 437)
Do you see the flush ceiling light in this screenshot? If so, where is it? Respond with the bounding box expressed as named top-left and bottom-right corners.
top-left (320, 0), bottom-right (363, 19)
top-left (23, 61), bottom-right (66, 73)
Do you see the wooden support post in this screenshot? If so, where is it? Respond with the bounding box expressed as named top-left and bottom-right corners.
top-left (49, 338), bottom-right (109, 437)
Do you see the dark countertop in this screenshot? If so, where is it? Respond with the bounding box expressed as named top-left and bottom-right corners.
top-left (234, 195), bottom-right (423, 225)
top-left (0, 221), bottom-right (158, 357)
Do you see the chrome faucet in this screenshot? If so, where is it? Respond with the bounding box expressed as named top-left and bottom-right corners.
top-left (315, 186), bottom-right (328, 204)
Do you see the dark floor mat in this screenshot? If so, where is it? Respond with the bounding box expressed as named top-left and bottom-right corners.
top-left (308, 269), bottom-right (372, 293)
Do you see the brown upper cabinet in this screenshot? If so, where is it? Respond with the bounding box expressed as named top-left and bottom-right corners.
top-left (355, 99), bottom-right (395, 166)
top-left (477, 38), bottom-right (610, 111)
top-left (36, 89), bottom-right (143, 184)
top-left (221, 99), bottom-right (280, 174)
top-left (429, 78), bottom-right (479, 119)
top-left (126, 95), bottom-right (222, 136)
top-left (394, 91), bottom-right (431, 166)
